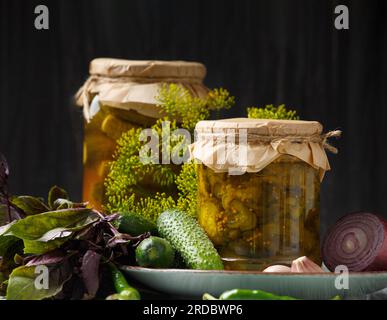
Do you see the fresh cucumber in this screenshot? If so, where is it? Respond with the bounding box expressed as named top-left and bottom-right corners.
top-left (157, 209), bottom-right (224, 270)
top-left (135, 236), bottom-right (175, 268)
top-left (116, 212), bottom-right (157, 236)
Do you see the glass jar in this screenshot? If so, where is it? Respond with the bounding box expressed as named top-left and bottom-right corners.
top-left (76, 58), bottom-right (208, 209)
top-left (191, 118), bottom-right (336, 270)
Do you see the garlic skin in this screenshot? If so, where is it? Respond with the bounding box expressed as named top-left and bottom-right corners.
top-left (263, 265), bottom-right (291, 273)
top-left (290, 256), bottom-right (324, 273)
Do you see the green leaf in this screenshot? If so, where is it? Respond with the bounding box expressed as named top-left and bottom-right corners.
top-left (4, 208), bottom-right (97, 240)
top-left (6, 264), bottom-right (72, 300)
top-left (23, 238), bottom-right (70, 255)
top-left (10, 196), bottom-right (49, 215)
top-left (23, 227), bottom-right (76, 255)
top-left (2, 208), bottom-right (99, 254)
top-left (48, 186), bottom-right (69, 209)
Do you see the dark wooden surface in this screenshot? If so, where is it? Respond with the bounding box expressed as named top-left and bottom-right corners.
top-left (0, 0), bottom-right (386, 235)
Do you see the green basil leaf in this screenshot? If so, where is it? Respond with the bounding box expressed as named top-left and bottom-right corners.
top-left (36, 227), bottom-right (73, 241)
top-left (10, 196), bottom-right (49, 215)
top-left (23, 223), bottom-right (99, 255)
top-left (48, 186), bottom-right (69, 209)
top-left (4, 208), bottom-right (98, 241)
top-left (6, 263), bottom-right (72, 300)
top-left (1, 208), bottom-right (99, 254)
top-left (23, 227), bottom-right (73, 254)
top-left (23, 238), bottom-right (70, 255)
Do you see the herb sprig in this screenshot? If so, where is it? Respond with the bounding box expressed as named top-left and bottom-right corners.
top-left (105, 85), bottom-right (235, 223)
top-left (247, 104), bottom-right (299, 120)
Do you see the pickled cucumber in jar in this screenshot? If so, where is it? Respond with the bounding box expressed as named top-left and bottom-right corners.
top-left (197, 155), bottom-right (321, 271)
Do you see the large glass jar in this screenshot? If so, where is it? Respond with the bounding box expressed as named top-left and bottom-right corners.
top-left (191, 118), bottom-right (336, 270)
top-left (76, 58), bottom-right (208, 209)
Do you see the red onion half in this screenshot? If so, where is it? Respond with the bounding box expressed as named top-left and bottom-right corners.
top-left (322, 212), bottom-right (387, 272)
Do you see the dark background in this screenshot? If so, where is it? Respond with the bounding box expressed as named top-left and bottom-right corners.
top-left (0, 0), bottom-right (386, 235)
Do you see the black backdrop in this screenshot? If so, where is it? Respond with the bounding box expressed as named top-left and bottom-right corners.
top-left (0, 0), bottom-right (386, 235)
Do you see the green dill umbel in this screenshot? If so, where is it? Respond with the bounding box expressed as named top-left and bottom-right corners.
top-left (157, 85), bottom-right (234, 131)
top-left (247, 104), bottom-right (299, 120)
top-left (104, 121), bottom-right (178, 223)
top-left (105, 84), bottom-right (235, 223)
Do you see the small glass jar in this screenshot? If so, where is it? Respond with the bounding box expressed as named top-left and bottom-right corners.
top-left (76, 58), bottom-right (208, 209)
top-left (191, 118), bottom-right (335, 270)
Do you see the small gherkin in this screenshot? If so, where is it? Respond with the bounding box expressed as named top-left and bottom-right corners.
top-left (157, 209), bottom-right (224, 270)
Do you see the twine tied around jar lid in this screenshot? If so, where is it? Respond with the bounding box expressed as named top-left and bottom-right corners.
top-left (320, 130), bottom-right (342, 154)
top-left (75, 58), bottom-right (208, 122)
top-left (190, 118), bottom-right (342, 179)
top-left (240, 129), bottom-right (342, 153)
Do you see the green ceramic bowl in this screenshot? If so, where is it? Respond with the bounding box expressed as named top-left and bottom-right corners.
top-left (121, 267), bottom-right (387, 300)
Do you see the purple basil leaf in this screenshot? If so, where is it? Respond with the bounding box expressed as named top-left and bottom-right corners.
top-left (80, 250), bottom-right (101, 299)
top-left (25, 250), bottom-right (67, 267)
top-left (0, 204), bottom-right (22, 226)
top-left (106, 233), bottom-right (132, 248)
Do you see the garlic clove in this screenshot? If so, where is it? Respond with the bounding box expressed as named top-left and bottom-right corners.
top-left (263, 265), bottom-right (291, 273)
top-left (291, 256), bottom-right (324, 273)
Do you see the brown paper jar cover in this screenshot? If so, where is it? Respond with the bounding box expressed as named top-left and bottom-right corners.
top-left (190, 118), bottom-right (340, 180)
top-left (75, 58), bottom-right (209, 121)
